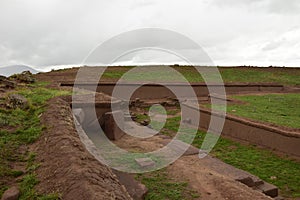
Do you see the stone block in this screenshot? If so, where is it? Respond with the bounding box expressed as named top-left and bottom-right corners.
top-left (73, 108), bottom-right (85, 124)
top-left (1, 186), bottom-right (20, 200)
top-left (257, 182), bottom-right (278, 198)
top-left (135, 157), bottom-right (155, 168)
top-left (104, 110), bottom-right (125, 140)
top-left (2, 80), bottom-right (16, 88)
top-left (7, 94), bottom-right (29, 109)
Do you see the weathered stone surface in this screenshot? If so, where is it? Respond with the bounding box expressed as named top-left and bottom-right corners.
top-left (124, 113), bottom-right (132, 121)
top-left (73, 108), bottom-right (85, 124)
top-left (1, 186), bottom-right (20, 200)
top-left (85, 117), bottom-right (102, 132)
top-left (2, 80), bottom-right (16, 89)
top-left (257, 182), bottom-right (278, 198)
top-left (161, 139), bottom-right (199, 156)
top-left (10, 71), bottom-right (35, 83)
top-left (183, 118), bottom-right (192, 124)
top-left (135, 157), bottom-right (155, 168)
top-left (0, 75), bottom-right (6, 82)
top-left (140, 119), bottom-right (150, 126)
top-left (7, 94), bottom-right (29, 109)
top-left (113, 170), bottom-right (148, 200)
top-left (208, 93), bottom-right (228, 101)
top-left (274, 196), bottom-right (284, 200)
top-left (104, 110), bottom-right (125, 140)
top-left (236, 176), bottom-right (255, 187)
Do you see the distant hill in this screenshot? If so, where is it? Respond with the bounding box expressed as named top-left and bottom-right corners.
top-left (0, 65), bottom-right (39, 77)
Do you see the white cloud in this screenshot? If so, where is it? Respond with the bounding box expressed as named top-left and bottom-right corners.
top-left (0, 0), bottom-right (299, 68)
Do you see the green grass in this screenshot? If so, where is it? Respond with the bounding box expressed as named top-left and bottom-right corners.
top-left (160, 116), bottom-right (300, 198)
top-left (137, 169), bottom-right (200, 200)
top-left (219, 68), bottom-right (300, 85)
top-left (215, 93), bottom-right (300, 129)
top-left (19, 174), bottom-right (60, 200)
top-left (0, 82), bottom-right (69, 199)
top-left (101, 66), bottom-right (300, 85)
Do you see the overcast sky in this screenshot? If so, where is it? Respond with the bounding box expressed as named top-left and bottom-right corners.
top-left (1, 0), bottom-right (300, 69)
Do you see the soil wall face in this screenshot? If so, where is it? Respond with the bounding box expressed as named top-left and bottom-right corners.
top-left (90, 83), bottom-right (284, 99)
top-left (33, 97), bottom-right (131, 200)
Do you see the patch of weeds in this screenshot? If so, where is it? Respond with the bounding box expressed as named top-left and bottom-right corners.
top-left (19, 174), bottom-right (60, 200)
top-left (137, 169), bottom-right (200, 200)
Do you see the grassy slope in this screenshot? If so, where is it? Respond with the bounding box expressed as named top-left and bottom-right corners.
top-left (101, 66), bottom-right (300, 85)
top-left (231, 93), bottom-right (300, 129)
top-left (0, 82), bottom-right (70, 199)
top-left (212, 93), bottom-right (300, 129)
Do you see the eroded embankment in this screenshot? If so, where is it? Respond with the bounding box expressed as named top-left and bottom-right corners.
top-left (32, 97), bottom-right (131, 200)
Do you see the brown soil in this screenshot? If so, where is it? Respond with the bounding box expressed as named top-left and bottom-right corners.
top-left (114, 133), bottom-right (272, 200)
top-left (168, 156), bottom-right (271, 200)
top-left (32, 97), bottom-right (131, 200)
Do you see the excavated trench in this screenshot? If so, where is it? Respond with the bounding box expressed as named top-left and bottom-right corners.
top-left (68, 89), bottom-right (300, 199)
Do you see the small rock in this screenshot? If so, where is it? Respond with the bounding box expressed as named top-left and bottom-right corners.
top-left (140, 120), bottom-right (150, 126)
top-left (7, 94), bottom-right (29, 109)
top-left (10, 71), bottom-right (35, 83)
top-left (135, 98), bottom-right (140, 103)
top-left (2, 80), bottom-right (16, 89)
top-left (274, 196), bottom-right (284, 200)
top-left (0, 75), bottom-right (6, 82)
top-left (183, 118), bottom-right (192, 124)
top-left (135, 157), bottom-right (155, 168)
top-left (167, 102), bottom-right (177, 106)
top-left (1, 186), bottom-right (20, 200)
top-left (236, 176), bottom-right (255, 187)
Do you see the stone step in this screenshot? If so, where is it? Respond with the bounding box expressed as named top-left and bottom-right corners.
top-left (256, 182), bottom-right (279, 198)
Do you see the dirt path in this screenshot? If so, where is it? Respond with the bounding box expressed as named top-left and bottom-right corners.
top-left (167, 156), bottom-right (271, 200)
top-left (114, 134), bottom-right (272, 200)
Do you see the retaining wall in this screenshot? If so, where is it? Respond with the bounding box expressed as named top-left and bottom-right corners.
top-left (182, 102), bottom-right (300, 158)
top-left (61, 82), bottom-right (285, 100)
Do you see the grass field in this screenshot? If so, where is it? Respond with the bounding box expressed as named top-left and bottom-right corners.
top-left (210, 93), bottom-right (300, 129)
top-left (101, 66), bottom-right (300, 85)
